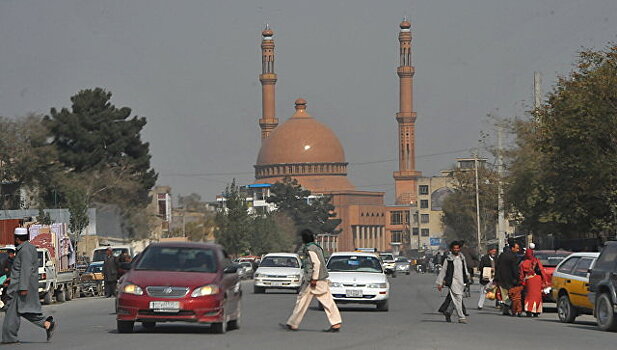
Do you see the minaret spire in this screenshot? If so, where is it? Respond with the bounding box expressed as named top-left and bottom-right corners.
top-left (393, 18), bottom-right (421, 205)
top-left (259, 25), bottom-right (278, 140)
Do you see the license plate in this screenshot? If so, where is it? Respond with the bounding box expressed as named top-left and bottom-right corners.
top-left (271, 282), bottom-right (283, 286)
top-left (345, 289), bottom-right (363, 298)
top-left (149, 301), bottom-right (180, 312)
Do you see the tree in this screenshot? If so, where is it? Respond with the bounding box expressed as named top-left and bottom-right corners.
top-left (267, 177), bottom-right (341, 235)
top-left (441, 166), bottom-right (499, 251)
top-left (44, 88), bottom-right (157, 208)
top-left (505, 45), bottom-right (617, 240)
top-left (215, 180), bottom-right (252, 255)
top-left (0, 114), bottom-right (59, 209)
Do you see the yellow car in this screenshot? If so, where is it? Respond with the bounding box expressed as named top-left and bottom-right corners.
top-left (551, 252), bottom-right (600, 323)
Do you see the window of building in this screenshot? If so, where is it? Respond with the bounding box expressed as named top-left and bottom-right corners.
top-left (390, 211), bottom-right (402, 225)
top-left (421, 228), bottom-right (429, 237)
top-left (419, 185), bottom-right (429, 195)
top-left (420, 214), bottom-right (430, 224)
top-left (403, 211), bottom-right (410, 224)
top-left (412, 228), bottom-right (419, 236)
top-left (391, 230), bottom-right (403, 243)
top-left (420, 200), bottom-right (429, 209)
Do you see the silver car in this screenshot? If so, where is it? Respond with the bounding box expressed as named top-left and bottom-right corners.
top-left (394, 256), bottom-right (411, 275)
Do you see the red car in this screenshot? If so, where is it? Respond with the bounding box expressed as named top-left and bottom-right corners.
top-left (534, 250), bottom-right (571, 302)
top-left (116, 242), bottom-right (242, 334)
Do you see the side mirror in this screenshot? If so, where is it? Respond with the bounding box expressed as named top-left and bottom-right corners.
top-left (224, 264), bottom-right (239, 274)
top-left (588, 268), bottom-right (593, 274)
top-left (45, 260), bottom-right (54, 267)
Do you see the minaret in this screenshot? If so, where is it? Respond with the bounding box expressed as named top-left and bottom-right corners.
top-left (393, 18), bottom-right (421, 205)
top-left (259, 25), bottom-right (278, 140)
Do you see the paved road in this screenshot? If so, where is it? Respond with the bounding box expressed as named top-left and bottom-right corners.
top-left (2, 274), bottom-right (615, 350)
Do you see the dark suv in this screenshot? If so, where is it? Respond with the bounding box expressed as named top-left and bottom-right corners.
top-left (588, 241), bottom-right (617, 331)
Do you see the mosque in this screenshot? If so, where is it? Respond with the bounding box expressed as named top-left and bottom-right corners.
top-left (251, 20), bottom-right (440, 254)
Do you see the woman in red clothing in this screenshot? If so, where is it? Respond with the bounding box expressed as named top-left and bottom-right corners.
top-left (519, 247), bottom-right (546, 317)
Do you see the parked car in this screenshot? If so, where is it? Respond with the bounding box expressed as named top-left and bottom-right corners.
top-left (116, 242), bottom-right (242, 334)
top-left (379, 253), bottom-right (397, 278)
top-left (588, 241), bottom-right (617, 331)
top-left (239, 261), bottom-right (254, 279)
top-left (327, 252), bottom-right (390, 311)
top-left (534, 250), bottom-right (571, 301)
top-left (253, 253), bottom-right (303, 293)
top-left (551, 252), bottom-right (600, 323)
top-left (80, 261), bottom-right (105, 297)
top-left (394, 256), bottom-right (411, 275)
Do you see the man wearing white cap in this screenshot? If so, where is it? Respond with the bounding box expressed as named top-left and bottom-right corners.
top-left (1, 227), bottom-right (56, 344)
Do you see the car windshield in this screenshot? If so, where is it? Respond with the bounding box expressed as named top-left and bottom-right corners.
top-left (327, 255), bottom-right (383, 273)
top-left (135, 246), bottom-right (218, 273)
top-left (535, 252), bottom-right (570, 267)
top-left (380, 254), bottom-right (394, 262)
top-left (92, 248), bottom-right (128, 262)
top-left (240, 262), bottom-right (252, 267)
top-left (260, 256), bottom-right (300, 268)
top-left (86, 264), bottom-right (103, 273)
top-left (395, 257), bottom-right (409, 263)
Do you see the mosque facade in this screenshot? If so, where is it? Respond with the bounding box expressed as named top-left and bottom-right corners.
top-left (252, 20), bottom-right (441, 254)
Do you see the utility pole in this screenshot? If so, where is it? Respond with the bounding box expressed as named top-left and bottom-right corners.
top-left (496, 123), bottom-right (506, 251)
top-left (534, 72), bottom-right (542, 120)
top-left (474, 150), bottom-right (482, 256)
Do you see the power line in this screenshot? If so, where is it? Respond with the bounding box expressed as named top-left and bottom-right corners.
top-left (159, 148), bottom-right (472, 178)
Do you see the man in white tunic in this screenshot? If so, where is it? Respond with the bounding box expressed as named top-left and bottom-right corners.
top-left (436, 241), bottom-right (470, 323)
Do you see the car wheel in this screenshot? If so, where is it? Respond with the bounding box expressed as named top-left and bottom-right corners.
top-left (65, 285), bottom-right (73, 301)
top-left (376, 300), bottom-right (389, 312)
top-left (56, 289), bottom-right (66, 303)
top-left (596, 293), bottom-right (617, 331)
top-left (253, 286), bottom-right (265, 294)
top-left (117, 320), bottom-right (134, 333)
top-left (557, 294), bottom-right (577, 323)
top-left (406, 272), bottom-right (410, 275)
top-left (43, 291), bottom-right (53, 305)
top-left (212, 319), bottom-right (227, 334)
top-left (142, 321), bottom-right (156, 329)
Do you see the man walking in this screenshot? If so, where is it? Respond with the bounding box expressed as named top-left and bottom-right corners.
top-left (2, 228), bottom-right (56, 344)
top-left (102, 248), bottom-right (119, 298)
top-left (436, 241), bottom-right (470, 324)
top-left (495, 241), bottom-right (521, 316)
top-left (281, 229), bottom-right (342, 332)
top-left (477, 246), bottom-right (497, 310)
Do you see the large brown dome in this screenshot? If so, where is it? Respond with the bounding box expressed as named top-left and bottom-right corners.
top-left (257, 99), bottom-right (346, 165)
top-left (255, 99), bottom-right (354, 192)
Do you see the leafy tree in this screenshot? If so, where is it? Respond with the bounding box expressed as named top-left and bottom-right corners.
top-left (267, 177), bottom-right (341, 235)
top-left (215, 180), bottom-right (252, 255)
top-left (0, 114), bottom-right (59, 209)
top-left (250, 213), bottom-right (295, 255)
top-left (44, 88), bottom-right (157, 207)
top-left (505, 45), bottom-right (617, 240)
top-left (441, 166), bottom-right (499, 251)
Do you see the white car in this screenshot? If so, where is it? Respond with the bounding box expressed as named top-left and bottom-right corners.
top-left (326, 252), bottom-right (390, 311)
top-left (253, 253), bottom-right (303, 293)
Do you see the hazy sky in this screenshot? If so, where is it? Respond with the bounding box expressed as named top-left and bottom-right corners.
top-left (1, 0), bottom-right (616, 203)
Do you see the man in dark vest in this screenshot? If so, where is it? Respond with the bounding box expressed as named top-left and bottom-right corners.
top-left (2, 228), bottom-right (56, 344)
top-left (436, 241), bottom-right (470, 323)
top-left (102, 248), bottom-right (119, 297)
top-left (281, 229), bottom-right (342, 332)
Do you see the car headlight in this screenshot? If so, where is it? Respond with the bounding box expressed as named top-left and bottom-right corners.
top-left (122, 283), bottom-right (143, 295)
top-left (288, 274), bottom-right (301, 279)
top-left (254, 273), bottom-right (261, 278)
top-left (191, 284), bottom-right (220, 297)
top-left (329, 281), bottom-right (344, 288)
top-left (367, 283), bottom-right (388, 289)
